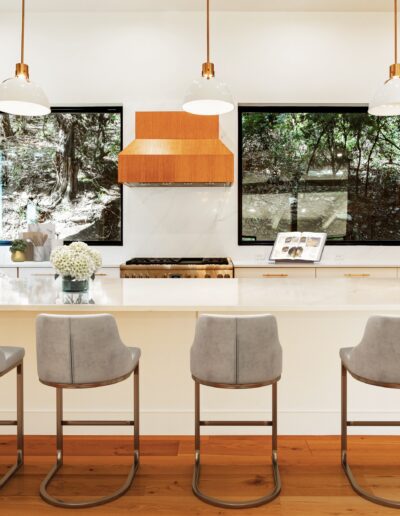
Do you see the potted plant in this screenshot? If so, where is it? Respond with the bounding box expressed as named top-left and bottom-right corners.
top-left (9, 239), bottom-right (28, 262)
top-left (50, 242), bottom-right (102, 293)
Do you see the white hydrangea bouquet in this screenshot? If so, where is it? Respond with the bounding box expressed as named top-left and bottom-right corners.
top-left (50, 242), bottom-right (102, 292)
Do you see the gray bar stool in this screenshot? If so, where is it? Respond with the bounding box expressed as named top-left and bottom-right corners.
top-left (0, 347), bottom-right (24, 488)
top-left (190, 314), bottom-right (282, 509)
top-left (341, 315), bottom-right (400, 509)
top-left (36, 314), bottom-right (141, 509)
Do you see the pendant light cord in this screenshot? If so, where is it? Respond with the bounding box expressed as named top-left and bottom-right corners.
top-left (206, 0), bottom-right (210, 63)
top-left (21, 0), bottom-right (25, 64)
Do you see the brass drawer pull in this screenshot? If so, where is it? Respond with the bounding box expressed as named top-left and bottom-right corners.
top-left (344, 273), bottom-right (370, 278)
top-left (262, 274), bottom-right (289, 278)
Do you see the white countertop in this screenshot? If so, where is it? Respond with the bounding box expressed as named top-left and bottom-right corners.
top-left (0, 262), bottom-right (119, 268)
top-left (1, 277), bottom-right (400, 312)
top-left (1, 259), bottom-right (399, 269)
top-left (233, 260), bottom-right (400, 268)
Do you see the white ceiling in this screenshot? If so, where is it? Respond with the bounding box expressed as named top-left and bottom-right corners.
top-left (0, 0), bottom-right (394, 12)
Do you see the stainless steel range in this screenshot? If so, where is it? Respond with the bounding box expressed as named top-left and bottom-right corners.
top-left (120, 258), bottom-right (233, 278)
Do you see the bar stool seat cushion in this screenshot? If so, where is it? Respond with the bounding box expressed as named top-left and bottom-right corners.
top-left (37, 314), bottom-right (140, 386)
top-left (340, 315), bottom-right (400, 385)
top-left (0, 346), bottom-right (25, 374)
top-left (191, 314), bottom-right (282, 386)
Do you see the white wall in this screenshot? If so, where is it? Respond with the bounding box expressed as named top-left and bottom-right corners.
top-left (1, 10), bottom-right (399, 265)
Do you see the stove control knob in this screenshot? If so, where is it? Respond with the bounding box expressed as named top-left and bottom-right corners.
top-left (217, 274), bottom-right (223, 278)
top-left (205, 274), bottom-right (211, 278)
top-left (224, 274), bottom-right (231, 278)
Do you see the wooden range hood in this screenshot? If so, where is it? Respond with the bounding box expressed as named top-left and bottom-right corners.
top-left (118, 112), bottom-right (233, 186)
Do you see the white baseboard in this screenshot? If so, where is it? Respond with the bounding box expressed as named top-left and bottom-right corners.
top-left (1, 410), bottom-right (400, 435)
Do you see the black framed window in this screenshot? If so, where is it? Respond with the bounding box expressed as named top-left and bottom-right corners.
top-left (239, 105), bottom-right (400, 245)
top-left (0, 106), bottom-right (123, 245)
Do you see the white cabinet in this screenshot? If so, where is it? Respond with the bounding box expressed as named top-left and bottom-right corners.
top-left (316, 267), bottom-right (397, 279)
top-left (18, 266), bottom-right (120, 279)
top-left (18, 267), bottom-right (54, 278)
top-left (234, 266), bottom-right (399, 279)
top-left (234, 267), bottom-right (315, 279)
top-left (0, 267), bottom-right (18, 278)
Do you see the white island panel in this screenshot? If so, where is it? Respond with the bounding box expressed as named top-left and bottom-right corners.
top-left (0, 277), bottom-right (400, 435)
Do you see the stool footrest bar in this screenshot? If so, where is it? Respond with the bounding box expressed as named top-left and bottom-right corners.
top-left (347, 421), bottom-right (400, 427)
top-left (0, 420), bottom-right (17, 426)
top-left (200, 420), bottom-right (272, 427)
top-left (62, 420), bottom-right (134, 426)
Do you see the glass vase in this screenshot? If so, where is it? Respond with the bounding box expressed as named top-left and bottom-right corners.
top-left (62, 276), bottom-right (89, 293)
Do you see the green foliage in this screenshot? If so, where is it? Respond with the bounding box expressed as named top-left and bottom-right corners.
top-left (241, 111), bottom-right (400, 242)
top-left (0, 111), bottom-right (121, 242)
top-left (9, 239), bottom-right (27, 253)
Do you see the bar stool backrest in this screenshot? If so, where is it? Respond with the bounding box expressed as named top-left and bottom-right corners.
top-left (36, 314), bottom-right (133, 386)
top-left (190, 314), bottom-right (282, 386)
top-left (348, 315), bottom-right (400, 384)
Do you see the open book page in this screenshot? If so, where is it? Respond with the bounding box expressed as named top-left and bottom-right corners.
top-left (270, 232), bottom-right (301, 261)
top-left (299, 232), bottom-right (327, 261)
top-left (270, 232), bottom-right (327, 262)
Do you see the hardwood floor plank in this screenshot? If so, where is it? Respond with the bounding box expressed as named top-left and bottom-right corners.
top-left (1, 436), bottom-right (400, 514)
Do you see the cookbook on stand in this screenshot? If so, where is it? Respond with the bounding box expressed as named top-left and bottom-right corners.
top-left (270, 232), bottom-right (327, 263)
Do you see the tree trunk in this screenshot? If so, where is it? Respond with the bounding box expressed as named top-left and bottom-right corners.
top-left (49, 119), bottom-right (79, 209)
top-left (355, 130), bottom-right (362, 196)
top-left (305, 127), bottom-right (327, 175)
top-left (364, 124), bottom-right (381, 196)
top-left (60, 122), bottom-right (78, 201)
top-left (1, 114), bottom-right (14, 139)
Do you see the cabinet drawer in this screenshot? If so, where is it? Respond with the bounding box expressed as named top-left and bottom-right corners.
top-left (0, 267), bottom-right (18, 278)
top-left (18, 267), bottom-right (54, 278)
top-left (19, 267), bottom-right (55, 278)
top-left (316, 268), bottom-right (397, 279)
top-left (234, 267), bottom-right (315, 279)
top-left (19, 267), bottom-right (120, 278)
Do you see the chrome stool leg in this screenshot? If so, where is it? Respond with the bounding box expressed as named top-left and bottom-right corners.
top-left (341, 363), bottom-right (400, 509)
top-left (0, 362), bottom-right (24, 489)
top-left (40, 364), bottom-right (140, 509)
top-left (192, 380), bottom-right (281, 509)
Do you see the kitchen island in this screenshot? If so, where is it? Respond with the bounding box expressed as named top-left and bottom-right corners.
top-left (1, 276), bottom-right (400, 435)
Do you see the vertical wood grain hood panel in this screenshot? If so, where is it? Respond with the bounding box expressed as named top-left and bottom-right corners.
top-left (118, 112), bottom-right (234, 185)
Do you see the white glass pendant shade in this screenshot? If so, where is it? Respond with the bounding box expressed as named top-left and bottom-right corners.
top-left (368, 76), bottom-right (400, 116)
top-left (183, 76), bottom-right (234, 116)
top-left (0, 76), bottom-right (50, 116)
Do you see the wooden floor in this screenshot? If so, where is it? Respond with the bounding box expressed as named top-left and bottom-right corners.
top-left (1, 435), bottom-right (400, 515)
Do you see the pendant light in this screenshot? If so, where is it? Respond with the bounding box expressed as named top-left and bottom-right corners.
top-left (183, 0), bottom-right (234, 116)
top-left (369, 0), bottom-right (400, 116)
top-left (0, 0), bottom-right (50, 117)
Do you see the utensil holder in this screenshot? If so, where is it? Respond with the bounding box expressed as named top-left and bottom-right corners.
top-left (33, 246), bottom-right (47, 262)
